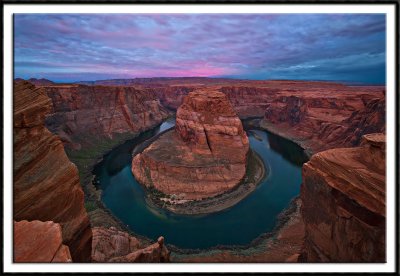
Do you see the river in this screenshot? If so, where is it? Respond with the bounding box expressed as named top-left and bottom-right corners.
top-left (93, 118), bottom-right (308, 249)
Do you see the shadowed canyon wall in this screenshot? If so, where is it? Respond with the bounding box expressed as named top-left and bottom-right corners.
top-left (13, 81), bottom-right (92, 262)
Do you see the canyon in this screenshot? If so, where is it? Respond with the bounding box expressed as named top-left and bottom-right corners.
top-left (132, 89), bottom-right (250, 204)
top-left (12, 77), bottom-right (386, 263)
top-left (41, 79), bottom-right (384, 156)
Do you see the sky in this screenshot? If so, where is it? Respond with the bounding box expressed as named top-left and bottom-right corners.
top-left (14, 14), bottom-right (386, 84)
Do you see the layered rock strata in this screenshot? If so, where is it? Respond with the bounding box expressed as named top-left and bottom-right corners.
top-left (44, 84), bottom-right (170, 150)
top-left (92, 227), bottom-right (170, 262)
top-left (41, 80), bottom-right (384, 155)
top-left (300, 133), bottom-right (386, 262)
top-left (132, 89), bottom-right (249, 200)
top-left (259, 86), bottom-right (385, 154)
top-left (14, 220), bottom-right (72, 263)
top-left (13, 81), bottom-right (92, 262)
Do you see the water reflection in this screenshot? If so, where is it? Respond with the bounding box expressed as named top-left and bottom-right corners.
top-left (266, 132), bottom-right (309, 166)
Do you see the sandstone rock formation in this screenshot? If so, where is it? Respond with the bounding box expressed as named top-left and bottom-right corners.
top-left (44, 84), bottom-right (170, 150)
top-left (92, 227), bottom-right (169, 262)
top-left (175, 90), bottom-right (249, 162)
top-left (13, 81), bottom-right (92, 262)
top-left (300, 133), bottom-right (386, 262)
top-left (14, 220), bottom-right (72, 263)
top-left (132, 89), bottom-right (249, 200)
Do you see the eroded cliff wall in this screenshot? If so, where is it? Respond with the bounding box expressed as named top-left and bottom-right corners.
top-left (44, 85), bottom-right (170, 150)
top-left (13, 81), bottom-right (92, 262)
top-left (300, 133), bottom-right (386, 262)
top-left (261, 87), bottom-right (385, 154)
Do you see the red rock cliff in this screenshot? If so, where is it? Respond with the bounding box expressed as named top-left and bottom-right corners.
top-left (300, 133), bottom-right (385, 262)
top-left (14, 220), bottom-right (72, 263)
top-left (44, 85), bottom-right (170, 150)
top-left (132, 89), bottom-right (249, 200)
top-left (13, 81), bottom-right (92, 262)
top-left (260, 84), bottom-right (385, 153)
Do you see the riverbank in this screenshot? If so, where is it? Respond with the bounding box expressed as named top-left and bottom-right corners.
top-left (144, 149), bottom-right (267, 215)
top-left (258, 119), bottom-right (314, 158)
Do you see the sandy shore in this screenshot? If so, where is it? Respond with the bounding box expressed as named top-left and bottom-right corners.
top-left (170, 197), bottom-right (305, 262)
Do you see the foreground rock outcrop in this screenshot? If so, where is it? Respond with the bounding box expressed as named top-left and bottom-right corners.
top-left (14, 220), bottom-right (72, 263)
top-left (44, 84), bottom-right (170, 150)
top-left (92, 227), bottom-right (169, 262)
top-left (13, 81), bottom-right (92, 262)
top-left (300, 133), bottom-right (386, 262)
top-left (132, 89), bottom-right (249, 200)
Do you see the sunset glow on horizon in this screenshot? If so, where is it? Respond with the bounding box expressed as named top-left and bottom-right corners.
top-left (14, 13), bottom-right (386, 84)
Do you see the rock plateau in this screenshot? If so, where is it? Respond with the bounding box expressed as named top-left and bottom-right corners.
top-left (132, 89), bottom-right (249, 200)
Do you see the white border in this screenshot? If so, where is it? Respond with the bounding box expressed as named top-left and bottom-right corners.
top-left (3, 3), bottom-right (397, 273)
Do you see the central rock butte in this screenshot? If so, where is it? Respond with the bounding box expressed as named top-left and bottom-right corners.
top-left (131, 89), bottom-right (249, 200)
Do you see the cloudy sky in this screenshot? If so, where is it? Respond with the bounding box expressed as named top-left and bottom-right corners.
top-left (14, 14), bottom-right (386, 83)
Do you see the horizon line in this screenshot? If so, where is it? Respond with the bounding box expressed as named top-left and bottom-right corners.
top-left (14, 76), bottom-right (386, 86)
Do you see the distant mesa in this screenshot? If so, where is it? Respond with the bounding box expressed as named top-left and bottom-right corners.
top-left (15, 78), bottom-right (55, 86)
top-left (132, 89), bottom-right (250, 203)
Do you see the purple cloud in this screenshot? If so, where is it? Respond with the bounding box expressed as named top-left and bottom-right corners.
top-left (14, 13), bottom-right (385, 83)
